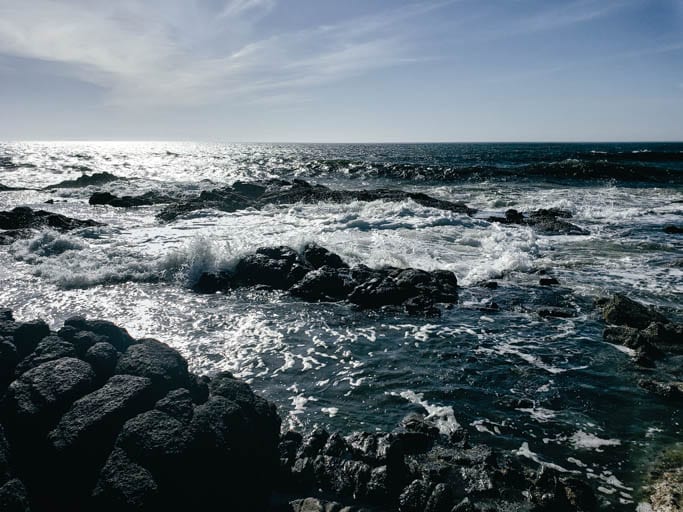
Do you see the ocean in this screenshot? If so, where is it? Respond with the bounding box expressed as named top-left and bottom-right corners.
top-left (1, 141), bottom-right (681, 507)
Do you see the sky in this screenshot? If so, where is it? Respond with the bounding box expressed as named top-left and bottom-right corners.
top-left (0, 0), bottom-right (682, 142)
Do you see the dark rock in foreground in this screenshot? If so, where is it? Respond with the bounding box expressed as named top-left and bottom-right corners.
top-left (275, 416), bottom-right (598, 512)
top-left (0, 312), bottom-right (280, 511)
top-left (487, 208), bottom-right (589, 235)
top-left (195, 244), bottom-right (458, 316)
top-left (87, 179), bottom-right (475, 220)
top-left (0, 207), bottom-right (102, 244)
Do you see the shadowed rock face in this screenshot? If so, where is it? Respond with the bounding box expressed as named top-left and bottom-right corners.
top-left (0, 207), bottom-right (102, 244)
top-left (598, 293), bottom-right (683, 369)
top-left (86, 178), bottom-right (476, 220)
top-left (0, 312), bottom-right (281, 512)
top-left (194, 244), bottom-right (458, 316)
top-left (45, 172), bottom-right (121, 189)
top-left (486, 208), bottom-right (589, 235)
top-left (276, 415), bottom-right (598, 512)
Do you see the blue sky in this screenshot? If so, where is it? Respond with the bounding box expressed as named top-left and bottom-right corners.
top-left (0, 0), bottom-right (681, 141)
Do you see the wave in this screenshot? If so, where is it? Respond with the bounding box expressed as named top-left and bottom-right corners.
top-left (294, 158), bottom-right (682, 183)
top-left (577, 150), bottom-right (683, 162)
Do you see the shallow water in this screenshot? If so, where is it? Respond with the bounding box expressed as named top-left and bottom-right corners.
top-left (1, 141), bottom-right (682, 508)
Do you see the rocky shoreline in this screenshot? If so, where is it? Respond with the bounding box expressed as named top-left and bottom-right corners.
top-left (0, 298), bottom-right (681, 511)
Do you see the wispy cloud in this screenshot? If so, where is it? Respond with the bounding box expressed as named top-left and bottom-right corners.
top-left (0, 0), bottom-right (441, 107)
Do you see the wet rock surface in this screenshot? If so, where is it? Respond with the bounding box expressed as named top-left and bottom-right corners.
top-left (486, 208), bottom-right (589, 235)
top-left (45, 172), bottom-right (122, 189)
top-left (0, 312), bottom-right (281, 511)
top-left (274, 415), bottom-right (599, 512)
top-left (0, 207), bottom-right (101, 244)
top-left (598, 294), bottom-right (682, 370)
top-left (195, 244), bottom-right (459, 315)
top-left (86, 179), bottom-right (475, 220)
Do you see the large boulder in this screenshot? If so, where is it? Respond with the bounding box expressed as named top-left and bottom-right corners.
top-left (49, 374), bottom-right (157, 455)
top-left (290, 266), bottom-right (357, 301)
top-left (233, 246), bottom-right (311, 290)
top-left (3, 358), bottom-right (96, 433)
top-left (115, 339), bottom-right (189, 394)
top-left (302, 243), bottom-right (348, 270)
top-left (14, 336), bottom-right (76, 376)
top-left (12, 320), bottom-right (50, 358)
top-left (91, 448), bottom-right (159, 511)
top-left (599, 294), bottom-right (668, 329)
top-left (0, 206), bottom-right (100, 231)
top-left (62, 317), bottom-right (135, 352)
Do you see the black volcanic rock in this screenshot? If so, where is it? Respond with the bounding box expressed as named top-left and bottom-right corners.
top-left (663, 225), bottom-right (683, 234)
top-left (46, 172), bottom-right (121, 189)
top-left (63, 317), bottom-right (136, 352)
top-left (14, 335), bottom-right (76, 376)
top-left (487, 207), bottom-right (588, 235)
top-left (148, 179), bottom-right (475, 221)
top-left (115, 339), bottom-right (189, 394)
top-left (84, 342), bottom-right (119, 379)
top-left (12, 320), bottom-right (50, 358)
top-left (196, 245), bottom-right (459, 316)
top-left (0, 312), bottom-right (283, 511)
top-left (0, 206), bottom-right (101, 231)
top-left (0, 479), bottom-right (31, 512)
top-left (302, 242), bottom-right (349, 270)
top-left (89, 190), bottom-right (178, 207)
top-left (599, 293), bottom-right (669, 329)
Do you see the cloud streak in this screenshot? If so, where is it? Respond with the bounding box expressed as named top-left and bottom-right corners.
top-left (0, 0), bottom-right (440, 107)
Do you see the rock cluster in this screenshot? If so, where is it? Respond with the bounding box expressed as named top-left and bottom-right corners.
top-left (487, 208), bottom-right (589, 235)
top-left (86, 179), bottom-right (475, 220)
top-left (273, 415), bottom-right (597, 512)
top-left (0, 207), bottom-right (101, 245)
top-left (195, 244), bottom-right (459, 316)
top-left (0, 310), bottom-right (280, 511)
top-left (598, 294), bottom-right (682, 367)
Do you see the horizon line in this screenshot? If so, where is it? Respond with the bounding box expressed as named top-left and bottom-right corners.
top-left (2, 139), bottom-right (683, 145)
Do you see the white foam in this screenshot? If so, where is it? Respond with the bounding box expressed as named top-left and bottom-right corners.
top-left (395, 390), bottom-right (460, 435)
top-left (515, 442), bottom-right (577, 474)
top-left (321, 407), bottom-right (339, 418)
top-left (517, 407), bottom-right (557, 423)
top-left (570, 431), bottom-right (621, 451)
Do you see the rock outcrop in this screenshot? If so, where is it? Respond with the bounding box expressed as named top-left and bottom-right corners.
top-left (45, 172), bottom-right (121, 189)
top-left (598, 294), bottom-right (682, 367)
top-left (87, 179), bottom-right (475, 220)
top-left (194, 244), bottom-right (458, 316)
top-left (487, 208), bottom-right (589, 235)
top-left (274, 415), bottom-right (598, 512)
top-left (0, 207), bottom-right (101, 244)
top-left (0, 311), bottom-right (281, 512)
